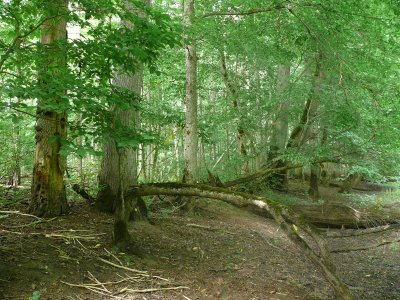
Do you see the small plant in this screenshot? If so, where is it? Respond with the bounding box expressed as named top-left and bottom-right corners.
top-left (29, 291), bottom-right (40, 300)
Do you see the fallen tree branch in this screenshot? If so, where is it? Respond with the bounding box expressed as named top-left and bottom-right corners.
top-left (97, 257), bottom-right (148, 275)
top-left (129, 182), bottom-right (356, 300)
top-left (125, 286), bottom-right (189, 293)
top-left (72, 184), bottom-right (96, 203)
top-left (0, 210), bottom-right (43, 220)
top-left (323, 224), bottom-right (400, 238)
top-left (186, 223), bottom-right (217, 231)
top-left (331, 237), bottom-right (400, 253)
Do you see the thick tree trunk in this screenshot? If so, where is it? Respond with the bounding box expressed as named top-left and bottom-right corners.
top-left (29, 0), bottom-right (68, 217)
top-left (267, 64), bottom-right (290, 190)
top-left (182, 0), bottom-right (198, 183)
top-left (128, 183), bottom-right (356, 300)
top-left (96, 71), bottom-right (142, 213)
top-left (97, 2), bottom-right (149, 246)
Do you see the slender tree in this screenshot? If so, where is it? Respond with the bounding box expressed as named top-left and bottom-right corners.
top-left (182, 0), bottom-right (198, 183)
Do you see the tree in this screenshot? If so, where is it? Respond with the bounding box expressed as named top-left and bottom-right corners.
top-left (29, 0), bottom-right (68, 217)
top-left (182, 0), bottom-right (198, 183)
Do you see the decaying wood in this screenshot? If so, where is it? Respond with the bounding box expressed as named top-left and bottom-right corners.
top-left (323, 224), bottom-right (400, 238)
top-left (128, 182), bottom-right (356, 300)
top-left (291, 203), bottom-right (400, 229)
top-left (330, 237), bottom-right (400, 253)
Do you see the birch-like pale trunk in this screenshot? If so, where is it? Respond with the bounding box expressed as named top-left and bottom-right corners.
top-left (29, 0), bottom-right (68, 217)
top-left (183, 0), bottom-right (198, 183)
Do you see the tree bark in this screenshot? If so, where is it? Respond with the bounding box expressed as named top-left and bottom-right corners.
top-left (128, 183), bottom-right (356, 300)
top-left (29, 0), bottom-right (68, 217)
top-left (308, 164), bottom-right (321, 198)
top-left (97, 1), bottom-right (149, 246)
top-left (267, 64), bottom-right (290, 190)
top-left (182, 0), bottom-right (198, 183)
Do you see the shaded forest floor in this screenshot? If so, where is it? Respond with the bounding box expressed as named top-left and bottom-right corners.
top-left (0, 182), bottom-right (399, 300)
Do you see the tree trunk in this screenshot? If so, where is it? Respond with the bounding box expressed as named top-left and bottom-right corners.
top-left (97, 95), bottom-right (141, 217)
top-left (267, 64), bottom-right (290, 190)
top-left (29, 0), bottom-right (68, 217)
top-left (220, 51), bottom-right (248, 175)
top-left (182, 0), bottom-right (198, 183)
top-left (308, 164), bottom-right (321, 198)
top-left (97, 2), bottom-right (149, 246)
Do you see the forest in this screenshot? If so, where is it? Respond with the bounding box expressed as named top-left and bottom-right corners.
top-left (0, 0), bottom-right (399, 299)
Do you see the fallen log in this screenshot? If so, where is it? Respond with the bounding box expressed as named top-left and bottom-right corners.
top-left (322, 223), bottom-right (400, 238)
top-left (290, 203), bottom-right (400, 229)
top-left (128, 182), bottom-right (356, 300)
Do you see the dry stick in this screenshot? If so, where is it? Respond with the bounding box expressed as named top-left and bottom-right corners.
top-left (125, 286), bottom-right (189, 293)
top-left (129, 183), bottom-right (356, 300)
top-left (87, 271), bottom-right (110, 293)
top-left (6, 217), bottom-right (57, 229)
top-left (97, 257), bottom-right (148, 275)
top-left (104, 248), bottom-right (123, 266)
top-left (61, 281), bottom-right (123, 299)
top-left (99, 257), bottom-right (171, 282)
top-left (186, 223), bottom-right (217, 231)
top-left (0, 210), bottom-right (43, 220)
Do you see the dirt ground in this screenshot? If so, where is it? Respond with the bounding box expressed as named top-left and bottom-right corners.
top-left (0, 185), bottom-right (399, 300)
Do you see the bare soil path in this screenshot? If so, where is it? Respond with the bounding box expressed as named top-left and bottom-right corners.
top-left (0, 186), bottom-right (399, 300)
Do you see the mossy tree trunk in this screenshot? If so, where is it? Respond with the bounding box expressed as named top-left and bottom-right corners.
top-left (29, 0), bottom-right (68, 217)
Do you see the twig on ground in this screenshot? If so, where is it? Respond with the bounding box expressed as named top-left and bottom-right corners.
top-left (104, 248), bottom-right (123, 265)
top-left (0, 210), bottom-right (43, 220)
top-left (125, 286), bottom-right (189, 293)
top-left (5, 217), bottom-right (57, 229)
top-left (97, 257), bottom-right (148, 274)
top-left (186, 223), bottom-right (216, 231)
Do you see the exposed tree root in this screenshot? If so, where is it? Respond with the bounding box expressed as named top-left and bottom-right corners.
top-left (128, 182), bottom-right (357, 300)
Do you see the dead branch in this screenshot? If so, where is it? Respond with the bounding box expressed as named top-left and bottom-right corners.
top-left (186, 223), bottom-right (217, 231)
top-left (125, 286), bottom-right (189, 293)
top-left (97, 257), bottom-right (148, 275)
top-left (0, 210), bottom-right (43, 220)
top-left (323, 224), bottom-right (400, 238)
